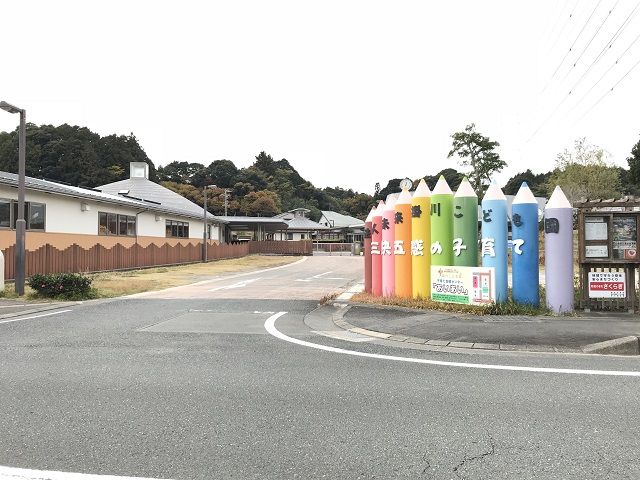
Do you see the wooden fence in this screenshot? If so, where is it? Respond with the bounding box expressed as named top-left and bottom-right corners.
top-left (2, 240), bottom-right (311, 280)
top-left (248, 240), bottom-right (312, 256)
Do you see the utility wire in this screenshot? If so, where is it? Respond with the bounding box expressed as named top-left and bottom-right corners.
top-left (541, 0), bottom-right (603, 93)
top-left (542, 0), bottom-right (570, 48)
top-left (528, 3), bottom-right (640, 142)
top-left (571, 28), bottom-right (640, 114)
top-left (566, 1), bottom-right (640, 95)
top-left (546, 0), bottom-right (580, 53)
top-left (560, 0), bottom-right (619, 82)
top-left (574, 54), bottom-right (640, 123)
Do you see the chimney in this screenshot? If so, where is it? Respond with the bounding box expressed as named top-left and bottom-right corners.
top-left (130, 162), bottom-right (149, 179)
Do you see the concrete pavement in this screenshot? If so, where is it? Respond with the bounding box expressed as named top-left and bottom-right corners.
top-left (1, 256), bottom-right (640, 479)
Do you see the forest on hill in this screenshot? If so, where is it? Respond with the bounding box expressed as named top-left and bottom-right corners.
top-left (0, 123), bottom-right (639, 221)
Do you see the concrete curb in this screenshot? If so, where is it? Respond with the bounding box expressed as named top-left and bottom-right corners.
top-left (0, 302), bottom-right (79, 320)
top-left (581, 336), bottom-right (640, 355)
top-left (329, 303), bottom-right (582, 354)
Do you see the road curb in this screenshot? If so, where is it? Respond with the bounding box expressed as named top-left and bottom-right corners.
top-left (581, 336), bottom-right (640, 355)
top-left (328, 302), bottom-right (609, 355)
top-left (0, 302), bottom-right (79, 320)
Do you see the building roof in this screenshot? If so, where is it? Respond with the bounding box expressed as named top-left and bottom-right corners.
top-left (320, 210), bottom-right (365, 229)
top-left (98, 177), bottom-right (225, 222)
top-left (285, 216), bottom-right (329, 231)
top-left (0, 171), bottom-right (227, 223)
top-left (216, 216), bottom-right (289, 231)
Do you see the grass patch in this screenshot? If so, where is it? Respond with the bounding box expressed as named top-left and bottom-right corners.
top-left (351, 292), bottom-right (552, 316)
top-left (89, 255), bottom-right (301, 298)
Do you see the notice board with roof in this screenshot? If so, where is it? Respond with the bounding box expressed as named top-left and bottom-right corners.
top-left (576, 197), bottom-right (640, 312)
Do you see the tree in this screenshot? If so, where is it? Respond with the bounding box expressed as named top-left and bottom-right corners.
top-left (205, 159), bottom-right (238, 188)
top-left (447, 123), bottom-right (505, 193)
top-left (424, 168), bottom-right (464, 192)
top-left (503, 169), bottom-right (550, 197)
top-left (627, 135), bottom-right (640, 188)
top-left (240, 190), bottom-right (281, 216)
top-left (156, 161), bottom-right (204, 184)
top-left (547, 138), bottom-right (622, 203)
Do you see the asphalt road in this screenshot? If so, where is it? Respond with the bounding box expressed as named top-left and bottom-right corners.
top-left (1, 256), bottom-right (640, 479)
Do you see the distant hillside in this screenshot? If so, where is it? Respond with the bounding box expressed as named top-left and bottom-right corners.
top-left (2, 124), bottom-right (638, 220)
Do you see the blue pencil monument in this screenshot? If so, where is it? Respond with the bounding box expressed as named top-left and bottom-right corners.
top-left (481, 182), bottom-right (508, 303)
top-left (511, 182), bottom-right (540, 306)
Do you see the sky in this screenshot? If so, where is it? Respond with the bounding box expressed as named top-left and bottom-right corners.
top-left (1, 0), bottom-right (639, 195)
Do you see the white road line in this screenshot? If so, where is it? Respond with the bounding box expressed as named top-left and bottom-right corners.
top-left (295, 271), bottom-right (334, 282)
top-left (264, 312), bottom-right (640, 377)
top-left (208, 277), bottom-right (261, 292)
top-left (127, 256), bottom-right (308, 297)
top-left (0, 465), bottom-right (172, 480)
top-left (0, 309), bottom-right (72, 325)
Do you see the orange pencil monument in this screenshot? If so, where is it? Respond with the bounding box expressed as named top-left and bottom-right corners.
top-left (394, 188), bottom-right (413, 298)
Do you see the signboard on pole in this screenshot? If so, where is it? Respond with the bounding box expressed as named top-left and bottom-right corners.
top-left (431, 266), bottom-right (496, 305)
top-left (588, 271), bottom-right (626, 298)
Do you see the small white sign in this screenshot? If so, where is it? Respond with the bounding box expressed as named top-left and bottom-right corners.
top-left (585, 245), bottom-right (608, 258)
top-left (588, 272), bottom-right (626, 298)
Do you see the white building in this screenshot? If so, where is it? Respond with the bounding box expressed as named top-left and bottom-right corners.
top-left (273, 208), bottom-right (328, 241)
top-left (0, 162), bottom-right (226, 251)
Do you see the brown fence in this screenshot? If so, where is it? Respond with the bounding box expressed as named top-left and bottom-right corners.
top-left (2, 240), bottom-right (311, 280)
top-left (248, 240), bottom-right (312, 256)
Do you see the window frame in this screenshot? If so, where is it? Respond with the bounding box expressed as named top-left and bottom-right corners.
top-left (4, 200), bottom-right (46, 231)
top-left (165, 219), bottom-right (190, 238)
top-left (98, 211), bottom-right (137, 237)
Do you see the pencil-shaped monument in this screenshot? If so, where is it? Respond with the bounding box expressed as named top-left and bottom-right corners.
top-left (382, 195), bottom-right (397, 297)
top-left (411, 179), bottom-right (431, 298)
top-left (394, 188), bottom-right (413, 298)
top-left (511, 182), bottom-right (540, 306)
top-left (481, 182), bottom-right (508, 303)
top-left (430, 176), bottom-right (453, 266)
top-left (544, 186), bottom-right (574, 313)
top-left (371, 200), bottom-right (385, 297)
top-left (364, 206), bottom-right (375, 294)
top-left (453, 177), bottom-right (478, 267)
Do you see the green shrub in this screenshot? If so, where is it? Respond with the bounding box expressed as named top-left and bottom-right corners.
top-left (28, 273), bottom-right (94, 299)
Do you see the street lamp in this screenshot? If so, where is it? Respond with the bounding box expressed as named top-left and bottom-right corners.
top-left (0, 101), bottom-right (26, 295)
top-left (203, 184), bottom-right (217, 262)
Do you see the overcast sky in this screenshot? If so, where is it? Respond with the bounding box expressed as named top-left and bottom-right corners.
top-left (1, 0), bottom-right (639, 194)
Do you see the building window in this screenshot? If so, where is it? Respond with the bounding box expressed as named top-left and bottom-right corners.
top-left (300, 234), bottom-right (305, 240)
top-left (98, 212), bottom-right (136, 236)
top-left (0, 200), bottom-right (10, 228)
top-left (166, 220), bottom-right (189, 238)
top-left (0, 200), bottom-right (46, 231)
top-left (286, 232), bottom-right (293, 240)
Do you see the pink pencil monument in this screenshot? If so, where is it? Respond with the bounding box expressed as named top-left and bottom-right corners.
top-left (371, 200), bottom-right (385, 297)
top-left (382, 195), bottom-right (397, 297)
top-left (544, 186), bottom-right (574, 313)
top-left (364, 206), bottom-right (375, 294)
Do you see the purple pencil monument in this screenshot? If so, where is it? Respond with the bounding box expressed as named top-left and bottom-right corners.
top-left (544, 186), bottom-right (574, 313)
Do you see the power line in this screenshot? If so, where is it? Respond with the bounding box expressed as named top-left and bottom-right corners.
top-left (570, 28), bottom-right (640, 114)
top-left (546, 0), bottom-right (580, 53)
top-left (574, 54), bottom-right (640, 123)
top-left (541, 0), bottom-right (603, 93)
top-left (560, 0), bottom-right (619, 82)
top-left (528, 3), bottom-right (640, 142)
top-left (541, 0), bottom-right (571, 48)
top-left (566, 1), bottom-right (640, 95)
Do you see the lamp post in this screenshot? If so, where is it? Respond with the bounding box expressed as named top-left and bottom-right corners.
top-left (0, 101), bottom-right (26, 295)
top-left (203, 184), bottom-right (217, 262)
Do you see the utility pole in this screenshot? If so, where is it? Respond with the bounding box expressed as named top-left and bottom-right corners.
top-left (223, 189), bottom-right (232, 216)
